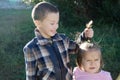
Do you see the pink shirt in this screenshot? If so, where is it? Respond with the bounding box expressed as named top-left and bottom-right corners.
top-left (73, 67), bottom-right (112, 80)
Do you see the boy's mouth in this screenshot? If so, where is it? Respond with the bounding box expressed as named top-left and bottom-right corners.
top-left (51, 30), bottom-right (57, 33)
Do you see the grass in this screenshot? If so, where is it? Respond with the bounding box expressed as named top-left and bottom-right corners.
top-left (0, 9), bottom-right (34, 80)
top-left (0, 9), bottom-right (120, 80)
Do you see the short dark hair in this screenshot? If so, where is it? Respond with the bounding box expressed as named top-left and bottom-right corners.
top-left (31, 2), bottom-right (59, 21)
top-left (76, 42), bottom-right (104, 70)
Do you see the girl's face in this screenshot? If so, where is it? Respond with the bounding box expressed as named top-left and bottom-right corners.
top-left (36, 12), bottom-right (59, 38)
top-left (81, 50), bottom-right (101, 74)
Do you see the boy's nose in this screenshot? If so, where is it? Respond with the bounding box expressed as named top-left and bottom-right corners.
top-left (54, 24), bottom-right (58, 29)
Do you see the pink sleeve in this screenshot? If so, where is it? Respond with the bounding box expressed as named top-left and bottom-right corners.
top-left (73, 67), bottom-right (78, 80)
top-left (108, 73), bottom-right (113, 80)
top-left (102, 71), bottom-right (113, 80)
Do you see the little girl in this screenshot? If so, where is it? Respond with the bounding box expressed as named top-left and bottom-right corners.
top-left (73, 42), bottom-right (112, 80)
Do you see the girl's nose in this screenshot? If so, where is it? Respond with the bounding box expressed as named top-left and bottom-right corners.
top-left (90, 61), bottom-right (95, 66)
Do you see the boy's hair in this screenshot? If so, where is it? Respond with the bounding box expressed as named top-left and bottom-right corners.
top-left (31, 2), bottom-right (59, 21)
top-left (76, 42), bottom-right (104, 70)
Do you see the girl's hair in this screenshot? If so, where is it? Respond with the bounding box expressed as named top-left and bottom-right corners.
top-left (76, 42), bottom-right (104, 70)
top-left (31, 1), bottom-right (59, 21)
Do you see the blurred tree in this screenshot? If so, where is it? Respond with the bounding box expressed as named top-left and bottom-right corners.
top-left (100, 0), bottom-right (120, 23)
top-left (23, 0), bottom-right (120, 25)
top-left (80, 0), bottom-right (103, 19)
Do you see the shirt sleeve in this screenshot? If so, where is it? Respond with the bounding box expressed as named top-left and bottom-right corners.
top-left (68, 32), bottom-right (87, 54)
top-left (75, 32), bottom-right (88, 44)
top-left (23, 46), bottom-right (37, 80)
top-left (73, 67), bottom-right (77, 80)
top-left (108, 72), bottom-right (113, 80)
top-left (23, 45), bottom-right (56, 80)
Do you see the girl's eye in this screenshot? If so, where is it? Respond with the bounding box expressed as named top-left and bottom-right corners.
top-left (51, 23), bottom-right (54, 25)
top-left (86, 60), bottom-right (91, 62)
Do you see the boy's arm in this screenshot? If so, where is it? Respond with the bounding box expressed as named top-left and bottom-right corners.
top-left (75, 28), bottom-right (94, 44)
top-left (79, 31), bottom-right (88, 42)
top-left (23, 47), bottom-right (37, 80)
top-left (67, 30), bottom-right (93, 54)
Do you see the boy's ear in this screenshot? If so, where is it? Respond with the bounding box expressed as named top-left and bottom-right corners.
top-left (34, 20), bottom-right (41, 27)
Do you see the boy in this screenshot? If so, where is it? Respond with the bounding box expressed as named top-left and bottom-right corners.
top-left (23, 1), bottom-right (94, 80)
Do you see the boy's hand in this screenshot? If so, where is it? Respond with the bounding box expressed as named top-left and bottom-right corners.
top-left (84, 28), bottom-right (94, 38)
top-left (84, 20), bottom-right (94, 39)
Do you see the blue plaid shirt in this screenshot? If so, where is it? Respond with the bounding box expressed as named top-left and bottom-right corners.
top-left (23, 28), bottom-right (85, 80)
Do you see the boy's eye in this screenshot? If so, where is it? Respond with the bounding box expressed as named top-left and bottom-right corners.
top-left (95, 59), bottom-right (99, 61)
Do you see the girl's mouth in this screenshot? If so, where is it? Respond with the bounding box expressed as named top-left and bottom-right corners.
top-left (89, 67), bottom-right (95, 69)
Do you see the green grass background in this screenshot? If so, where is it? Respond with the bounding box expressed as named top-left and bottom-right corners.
top-left (0, 9), bottom-right (120, 80)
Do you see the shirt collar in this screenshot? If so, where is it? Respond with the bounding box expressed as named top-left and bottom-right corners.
top-left (34, 28), bottom-right (63, 45)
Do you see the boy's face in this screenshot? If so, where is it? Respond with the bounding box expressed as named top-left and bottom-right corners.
top-left (36, 12), bottom-right (59, 38)
top-left (81, 50), bottom-right (101, 74)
